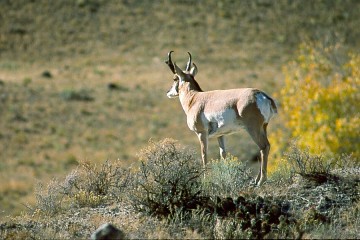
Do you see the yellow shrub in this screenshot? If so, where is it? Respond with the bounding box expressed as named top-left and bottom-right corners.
top-left (269, 43), bottom-right (359, 171)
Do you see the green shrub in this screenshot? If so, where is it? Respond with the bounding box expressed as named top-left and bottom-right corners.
top-left (130, 139), bottom-right (204, 217)
top-left (203, 155), bottom-right (253, 197)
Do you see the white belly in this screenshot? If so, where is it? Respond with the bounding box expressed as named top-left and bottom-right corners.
top-left (204, 108), bottom-right (243, 138)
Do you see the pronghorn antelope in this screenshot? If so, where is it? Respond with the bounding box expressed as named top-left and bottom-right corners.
top-left (165, 51), bottom-right (277, 186)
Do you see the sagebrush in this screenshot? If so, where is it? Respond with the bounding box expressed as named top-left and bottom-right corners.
top-left (129, 139), bottom-right (204, 216)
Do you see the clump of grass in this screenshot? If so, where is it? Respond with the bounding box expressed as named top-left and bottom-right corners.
top-left (203, 155), bottom-right (253, 197)
top-left (129, 139), bottom-right (204, 217)
top-left (60, 88), bottom-right (94, 102)
top-left (165, 208), bottom-right (215, 238)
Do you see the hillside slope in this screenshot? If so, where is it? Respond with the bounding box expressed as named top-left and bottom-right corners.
top-left (1, 0), bottom-right (360, 61)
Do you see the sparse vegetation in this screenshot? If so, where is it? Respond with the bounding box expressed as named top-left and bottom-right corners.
top-left (1, 139), bottom-right (358, 239)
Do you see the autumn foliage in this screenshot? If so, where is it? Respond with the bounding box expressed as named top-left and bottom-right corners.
top-left (269, 42), bottom-right (359, 170)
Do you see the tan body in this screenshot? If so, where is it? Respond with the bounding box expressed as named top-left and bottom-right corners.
top-left (165, 52), bottom-right (277, 186)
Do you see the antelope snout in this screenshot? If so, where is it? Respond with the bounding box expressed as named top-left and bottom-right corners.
top-left (166, 89), bottom-right (179, 98)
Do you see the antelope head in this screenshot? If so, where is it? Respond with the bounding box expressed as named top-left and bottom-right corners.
top-left (165, 51), bottom-right (199, 98)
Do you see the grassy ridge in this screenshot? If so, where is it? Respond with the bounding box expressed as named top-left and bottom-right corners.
top-left (0, 0), bottom-right (359, 217)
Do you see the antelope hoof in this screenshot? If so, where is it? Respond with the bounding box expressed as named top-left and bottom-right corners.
top-left (256, 177), bottom-right (267, 186)
top-left (254, 173), bottom-right (261, 185)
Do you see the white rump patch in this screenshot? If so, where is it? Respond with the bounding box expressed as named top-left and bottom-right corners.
top-left (256, 93), bottom-right (274, 123)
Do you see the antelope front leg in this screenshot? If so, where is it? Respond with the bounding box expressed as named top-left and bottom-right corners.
top-left (197, 132), bottom-right (208, 167)
top-left (217, 136), bottom-right (226, 159)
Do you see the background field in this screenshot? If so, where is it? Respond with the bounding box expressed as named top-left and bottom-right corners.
top-left (1, 0), bottom-right (359, 218)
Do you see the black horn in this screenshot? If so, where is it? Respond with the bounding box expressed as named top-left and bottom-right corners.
top-left (165, 50), bottom-right (175, 74)
top-left (185, 52), bottom-right (192, 71)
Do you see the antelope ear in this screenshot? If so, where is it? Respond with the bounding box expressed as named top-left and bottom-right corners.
top-left (174, 63), bottom-right (186, 81)
top-left (190, 63), bottom-right (198, 77)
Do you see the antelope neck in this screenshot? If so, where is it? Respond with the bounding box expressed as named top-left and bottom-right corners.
top-left (179, 88), bottom-right (199, 114)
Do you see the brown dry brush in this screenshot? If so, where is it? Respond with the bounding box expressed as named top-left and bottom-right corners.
top-left (285, 141), bottom-right (340, 184)
top-left (129, 139), bottom-right (204, 216)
